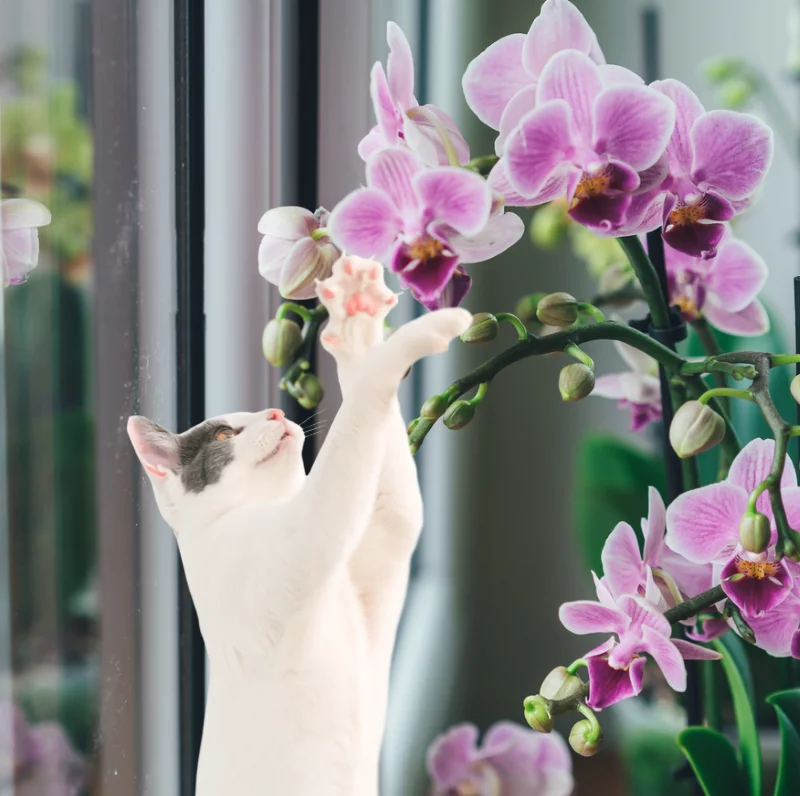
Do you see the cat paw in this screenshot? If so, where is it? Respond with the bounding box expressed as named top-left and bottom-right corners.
top-left (316, 255), bottom-right (399, 359)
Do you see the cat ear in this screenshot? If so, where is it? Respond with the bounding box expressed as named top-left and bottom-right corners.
top-left (127, 416), bottom-right (179, 478)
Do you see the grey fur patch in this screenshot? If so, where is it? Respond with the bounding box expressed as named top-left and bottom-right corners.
top-left (177, 422), bottom-right (236, 493)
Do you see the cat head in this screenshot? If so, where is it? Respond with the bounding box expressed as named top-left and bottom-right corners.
top-left (127, 408), bottom-right (306, 530)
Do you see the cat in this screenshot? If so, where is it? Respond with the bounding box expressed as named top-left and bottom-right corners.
top-left (127, 255), bottom-right (471, 796)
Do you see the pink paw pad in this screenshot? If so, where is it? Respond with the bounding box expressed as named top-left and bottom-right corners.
top-left (321, 332), bottom-right (341, 346)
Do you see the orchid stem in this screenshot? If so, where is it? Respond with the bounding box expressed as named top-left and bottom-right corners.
top-left (616, 235), bottom-right (671, 330)
top-left (697, 387), bottom-right (755, 405)
top-left (465, 154), bottom-right (499, 175)
top-left (495, 312), bottom-right (529, 341)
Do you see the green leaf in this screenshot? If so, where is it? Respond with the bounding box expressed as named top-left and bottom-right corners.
top-left (677, 727), bottom-right (746, 796)
top-left (573, 433), bottom-right (666, 576)
top-left (767, 688), bottom-right (800, 795)
top-left (712, 634), bottom-right (761, 795)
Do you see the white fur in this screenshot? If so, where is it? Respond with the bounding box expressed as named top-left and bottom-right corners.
top-left (129, 258), bottom-right (470, 796)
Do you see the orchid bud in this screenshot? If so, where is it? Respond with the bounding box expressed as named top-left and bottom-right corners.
top-left (669, 401), bottom-right (726, 458)
top-left (739, 511), bottom-right (771, 554)
top-left (523, 695), bottom-right (553, 734)
top-left (262, 319), bottom-right (303, 367)
top-left (460, 312), bottom-right (499, 344)
top-left (559, 364), bottom-right (595, 402)
top-left (539, 667), bottom-right (585, 701)
top-left (407, 417), bottom-right (422, 436)
top-left (702, 56), bottom-right (744, 84)
top-left (514, 292), bottom-right (547, 324)
top-left (536, 292), bottom-right (579, 328)
top-left (442, 400), bottom-right (475, 430)
top-left (257, 206), bottom-right (341, 299)
top-left (790, 374), bottom-right (800, 405)
top-left (569, 719), bottom-right (602, 757)
top-left (286, 372), bottom-right (323, 410)
top-left (719, 77), bottom-right (755, 109)
top-left (421, 395), bottom-right (449, 420)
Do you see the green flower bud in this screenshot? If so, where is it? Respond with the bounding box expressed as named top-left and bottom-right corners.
top-left (569, 719), bottom-right (602, 757)
top-left (407, 417), bottom-right (422, 436)
top-left (739, 511), bottom-right (771, 554)
top-left (442, 400), bottom-right (475, 430)
top-left (702, 56), bottom-right (745, 84)
top-left (790, 374), bottom-right (800, 405)
top-left (559, 363), bottom-right (595, 402)
top-left (514, 292), bottom-right (547, 324)
top-left (421, 394), bottom-right (450, 420)
top-left (523, 695), bottom-right (554, 734)
top-left (262, 318), bottom-right (303, 367)
top-left (536, 292), bottom-right (579, 328)
top-left (539, 667), bottom-right (585, 701)
top-left (286, 372), bottom-right (324, 410)
top-left (669, 401), bottom-right (726, 459)
top-left (719, 77), bottom-right (755, 109)
top-left (460, 312), bottom-right (500, 344)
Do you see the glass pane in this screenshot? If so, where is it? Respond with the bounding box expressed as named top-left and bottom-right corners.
top-left (1, 1), bottom-right (178, 792)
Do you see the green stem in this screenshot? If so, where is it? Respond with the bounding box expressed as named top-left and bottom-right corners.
top-left (566, 659), bottom-right (588, 676)
top-left (577, 302), bottom-right (606, 323)
top-left (495, 312), bottom-right (529, 341)
top-left (276, 301), bottom-right (314, 324)
top-left (465, 154), bottom-right (499, 175)
top-left (468, 382), bottom-right (489, 406)
top-left (617, 236), bottom-right (671, 329)
top-left (565, 343), bottom-right (594, 369)
top-left (697, 387), bottom-right (755, 405)
top-left (771, 354), bottom-right (800, 367)
top-left (684, 375), bottom-right (743, 465)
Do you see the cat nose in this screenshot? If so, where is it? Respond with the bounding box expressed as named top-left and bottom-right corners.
top-left (267, 409), bottom-right (285, 421)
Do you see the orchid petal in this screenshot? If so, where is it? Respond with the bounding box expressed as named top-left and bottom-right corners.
top-left (536, 49), bottom-right (603, 134)
top-left (727, 438), bottom-right (796, 493)
top-left (279, 238), bottom-right (340, 299)
top-left (686, 616), bottom-right (730, 643)
top-left (427, 724), bottom-right (479, 788)
top-left (447, 212), bottom-right (525, 264)
top-left (523, 0), bottom-right (605, 78)
top-left (748, 594), bottom-right (800, 656)
top-left (569, 191), bottom-right (632, 231)
top-left (641, 626), bottom-right (687, 691)
top-left (386, 22), bottom-right (415, 108)
top-left (586, 655), bottom-right (645, 710)
top-left (663, 218), bottom-right (726, 260)
top-left (642, 486), bottom-right (667, 566)
top-left (672, 639), bottom-right (722, 661)
top-left (601, 522), bottom-right (645, 599)
top-left (357, 125), bottom-right (386, 162)
top-left (559, 600), bottom-right (627, 635)
top-left (369, 62), bottom-right (399, 144)
top-left (488, 157), bottom-right (573, 207)
top-left (414, 167), bottom-right (491, 236)
top-left (665, 483), bottom-right (747, 563)
top-left (705, 237), bottom-right (768, 312)
top-left (610, 189), bottom-right (666, 236)
top-left (593, 85), bottom-right (676, 171)
top-left (417, 266), bottom-right (472, 310)
top-left (703, 299), bottom-right (770, 338)
top-left (722, 557), bottom-right (792, 618)
top-left (462, 34), bottom-right (531, 130)
top-left (616, 339), bottom-right (655, 376)
top-left (329, 188), bottom-right (402, 259)
top-left (2, 228), bottom-right (40, 285)
top-left (505, 100), bottom-right (576, 198)
top-left (593, 572), bottom-right (617, 608)
top-left (599, 64), bottom-right (644, 86)
top-left (496, 84), bottom-right (538, 156)
top-left (651, 79), bottom-right (705, 174)
top-left (591, 373), bottom-right (626, 399)
top-left (619, 594), bottom-right (671, 636)
top-left (0, 198), bottom-right (51, 230)
top-left (394, 248), bottom-right (460, 303)
top-left (366, 147), bottom-right (423, 221)
top-left (404, 106), bottom-right (471, 167)
top-left (691, 110), bottom-right (774, 200)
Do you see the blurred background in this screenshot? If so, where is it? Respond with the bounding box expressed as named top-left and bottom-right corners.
top-left (0, 0), bottom-right (797, 794)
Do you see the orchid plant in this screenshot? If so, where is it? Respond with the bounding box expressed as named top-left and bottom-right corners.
top-left (258, 1), bottom-right (800, 793)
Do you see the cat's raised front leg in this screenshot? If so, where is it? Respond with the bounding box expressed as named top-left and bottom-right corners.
top-left (316, 258), bottom-right (423, 601)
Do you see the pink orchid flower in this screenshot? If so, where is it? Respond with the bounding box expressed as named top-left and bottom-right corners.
top-left (501, 50), bottom-right (675, 231)
top-left (664, 229), bottom-right (769, 336)
top-left (257, 206), bottom-right (341, 299)
top-left (359, 22), bottom-right (470, 167)
top-left (648, 79), bottom-right (773, 258)
top-left (745, 589), bottom-right (800, 658)
top-left (462, 0), bottom-right (605, 135)
top-left (666, 439), bottom-right (800, 619)
top-left (601, 487), bottom-right (713, 606)
top-left (1, 198), bottom-right (52, 287)
top-left (592, 340), bottom-right (662, 431)
top-left (560, 586), bottom-right (719, 711)
top-left (329, 147), bottom-right (523, 309)
top-left (427, 721), bottom-right (573, 796)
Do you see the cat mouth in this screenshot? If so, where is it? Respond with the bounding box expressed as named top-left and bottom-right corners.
top-left (256, 431), bottom-right (293, 466)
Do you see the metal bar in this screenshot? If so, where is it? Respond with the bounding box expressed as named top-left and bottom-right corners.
top-left (174, 0), bottom-right (206, 792)
top-left (281, 0), bottom-right (321, 473)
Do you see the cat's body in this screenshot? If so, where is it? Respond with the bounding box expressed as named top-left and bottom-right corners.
top-left (128, 256), bottom-right (470, 795)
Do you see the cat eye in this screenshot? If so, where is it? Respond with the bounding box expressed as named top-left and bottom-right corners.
top-left (214, 427), bottom-right (237, 442)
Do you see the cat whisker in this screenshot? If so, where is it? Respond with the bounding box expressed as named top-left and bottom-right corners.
top-left (299, 409), bottom-right (329, 427)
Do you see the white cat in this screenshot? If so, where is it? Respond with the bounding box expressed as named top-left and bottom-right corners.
top-left (128, 256), bottom-right (471, 796)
